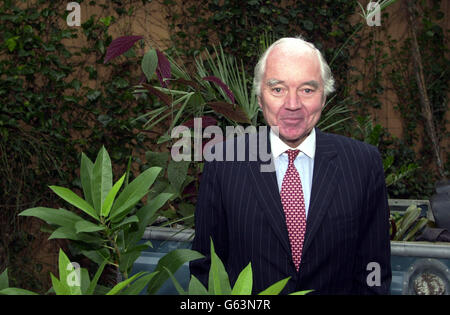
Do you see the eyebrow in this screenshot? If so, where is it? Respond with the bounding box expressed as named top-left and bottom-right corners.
top-left (265, 79), bottom-right (320, 89)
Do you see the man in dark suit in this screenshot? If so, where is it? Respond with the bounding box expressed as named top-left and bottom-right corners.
top-left (190, 36), bottom-right (391, 294)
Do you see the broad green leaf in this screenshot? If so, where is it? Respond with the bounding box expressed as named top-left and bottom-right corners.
top-left (109, 167), bottom-right (162, 221)
top-left (75, 220), bottom-right (106, 234)
top-left (101, 173), bottom-right (125, 217)
top-left (141, 49), bottom-right (158, 82)
top-left (208, 239), bottom-right (232, 295)
top-left (49, 186), bottom-right (99, 221)
top-left (188, 275), bottom-right (208, 295)
top-left (19, 207), bottom-right (84, 228)
top-left (258, 277), bottom-right (291, 295)
top-left (81, 153), bottom-right (95, 207)
top-left (231, 263), bottom-right (253, 295)
top-left (163, 267), bottom-right (187, 295)
top-left (0, 269), bottom-right (8, 290)
top-left (403, 217), bottom-right (428, 241)
top-left (81, 249), bottom-right (110, 266)
top-left (91, 146), bottom-right (113, 214)
top-left (106, 272), bottom-right (144, 295)
top-left (110, 215), bottom-right (139, 232)
top-left (58, 249), bottom-right (82, 295)
top-left (119, 242), bottom-right (152, 274)
top-left (79, 268), bottom-right (91, 295)
top-left (49, 226), bottom-right (102, 244)
top-left (50, 273), bottom-right (70, 295)
top-left (86, 259), bottom-right (108, 295)
top-left (121, 271), bottom-right (159, 295)
top-left (0, 288), bottom-right (38, 295)
top-left (125, 192), bottom-right (173, 248)
top-left (289, 290), bottom-right (313, 295)
top-left (395, 205), bottom-right (421, 240)
top-left (147, 249), bottom-right (204, 294)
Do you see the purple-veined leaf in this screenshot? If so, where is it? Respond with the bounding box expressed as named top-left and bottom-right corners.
top-left (104, 35), bottom-right (143, 64)
top-left (142, 83), bottom-right (171, 106)
top-left (156, 49), bottom-right (171, 88)
top-left (203, 76), bottom-right (235, 104)
top-left (207, 101), bottom-right (251, 124)
top-left (172, 78), bottom-right (200, 90)
top-left (182, 116), bottom-right (218, 129)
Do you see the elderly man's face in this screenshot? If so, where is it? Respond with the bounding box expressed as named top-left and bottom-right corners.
top-left (259, 45), bottom-right (325, 147)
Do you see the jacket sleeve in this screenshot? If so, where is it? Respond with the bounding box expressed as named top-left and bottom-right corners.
top-left (353, 146), bottom-right (392, 294)
top-left (189, 159), bottom-right (229, 288)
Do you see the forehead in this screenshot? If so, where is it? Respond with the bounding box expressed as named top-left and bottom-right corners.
top-left (264, 44), bottom-right (322, 83)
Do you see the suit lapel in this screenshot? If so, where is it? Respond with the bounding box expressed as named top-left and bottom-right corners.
top-left (246, 128), bottom-right (340, 261)
top-left (301, 129), bottom-right (339, 255)
top-left (247, 129), bottom-right (292, 256)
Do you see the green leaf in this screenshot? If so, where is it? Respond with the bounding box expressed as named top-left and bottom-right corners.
top-left (147, 249), bottom-right (204, 294)
top-left (0, 269), bottom-right (9, 290)
top-left (394, 205), bottom-right (421, 240)
top-left (289, 289), bottom-right (313, 295)
top-left (75, 220), bottom-right (106, 234)
top-left (81, 153), bottom-right (95, 207)
top-left (91, 146), bottom-right (113, 214)
top-left (85, 260), bottom-right (108, 295)
top-left (58, 249), bottom-right (82, 295)
top-left (106, 272), bottom-right (145, 295)
top-left (124, 192), bottom-right (173, 250)
top-left (81, 249), bottom-right (110, 266)
top-left (110, 215), bottom-right (139, 231)
top-left (188, 275), bottom-right (208, 295)
top-left (119, 242), bottom-right (152, 274)
top-left (49, 186), bottom-right (99, 221)
top-left (231, 262), bottom-right (253, 295)
top-left (101, 173), bottom-right (125, 217)
top-left (49, 226), bottom-right (102, 244)
top-left (121, 271), bottom-right (159, 295)
top-left (163, 267), bottom-right (187, 295)
top-left (19, 207), bottom-right (84, 228)
top-left (109, 167), bottom-right (162, 221)
top-left (50, 273), bottom-right (69, 295)
top-left (141, 49), bottom-right (158, 82)
top-left (258, 277), bottom-right (291, 295)
top-left (0, 288), bottom-right (38, 295)
top-left (208, 239), bottom-right (232, 295)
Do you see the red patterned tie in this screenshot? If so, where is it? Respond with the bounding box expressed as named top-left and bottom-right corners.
top-left (280, 149), bottom-right (307, 271)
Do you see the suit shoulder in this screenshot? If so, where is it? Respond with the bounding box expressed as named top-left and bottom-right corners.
top-left (319, 129), bottom-right (379, 157)
top-left (318, 132), bottom-right (382, 167)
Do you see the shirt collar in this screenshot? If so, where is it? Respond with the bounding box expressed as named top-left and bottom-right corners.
top-left (270, 127), bottom-right (316, 160)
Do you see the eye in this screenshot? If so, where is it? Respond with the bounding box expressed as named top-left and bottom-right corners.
top-left (272, 87), bottom-right (283, 93)
top-left (300, 87), bottom-right (315, 95)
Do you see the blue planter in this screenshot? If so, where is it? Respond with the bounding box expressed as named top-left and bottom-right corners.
top-left (130, 227), bottom-right (194, 295)
top-left (133, 217), bottom-right (450, 295)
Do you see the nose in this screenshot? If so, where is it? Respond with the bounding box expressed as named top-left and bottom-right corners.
top-left (284, 90), bottom-right (302, 110)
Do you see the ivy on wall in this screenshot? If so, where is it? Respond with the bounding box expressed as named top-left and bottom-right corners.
top-left (0, 0), bottom-right (151, 292)
top-left (163, 0), bottom-right (449, 197)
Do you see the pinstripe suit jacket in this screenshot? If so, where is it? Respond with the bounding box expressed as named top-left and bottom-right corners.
top-left (190, 127), bottom-right (391, 294)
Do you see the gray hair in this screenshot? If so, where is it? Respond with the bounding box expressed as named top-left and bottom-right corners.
top-left (253, 36), bottom-right (335, 98)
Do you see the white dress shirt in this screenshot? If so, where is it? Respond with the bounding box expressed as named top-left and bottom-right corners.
top-left (270, 127), bottom-right (316, 218)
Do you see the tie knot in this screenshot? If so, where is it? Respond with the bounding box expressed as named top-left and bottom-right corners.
top-left (286, 149), bottom-right (300, 164)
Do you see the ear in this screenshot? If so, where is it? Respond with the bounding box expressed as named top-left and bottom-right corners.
top-left (257, 95), bottom-right (263, 109)
top-left (321, 93), bottom-right (326, 109)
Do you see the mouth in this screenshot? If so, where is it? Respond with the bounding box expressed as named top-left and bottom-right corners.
top-left (280, 117), bottom-right (304, 125)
